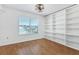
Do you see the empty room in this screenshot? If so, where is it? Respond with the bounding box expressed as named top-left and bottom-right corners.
top-left (0, 4), bottom-right (79, 55)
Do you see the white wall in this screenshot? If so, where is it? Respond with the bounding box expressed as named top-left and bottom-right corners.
top-left (0, 5), bottom-right (45, 46)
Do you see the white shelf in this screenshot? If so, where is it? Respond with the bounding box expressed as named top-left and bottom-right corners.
top-left (45, 4), bottom-right (79, 50)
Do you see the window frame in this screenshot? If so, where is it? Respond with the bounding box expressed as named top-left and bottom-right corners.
top-left (18, 16), bottom-right (38, 35)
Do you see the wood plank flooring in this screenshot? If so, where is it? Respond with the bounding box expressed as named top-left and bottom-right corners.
top-left (0, 38), bottom-right (79, 55)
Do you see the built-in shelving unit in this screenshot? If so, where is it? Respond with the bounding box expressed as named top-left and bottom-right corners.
top-left (44, 14), bottom-right (54, 40)
top-left (45, 4), bottom-right (79, 50)
top-left (53, 10), bottom-right (66, 45)
top-left (66, 5), bottom-right (79, 49)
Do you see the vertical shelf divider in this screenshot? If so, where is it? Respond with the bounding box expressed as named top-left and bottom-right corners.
top-left (64, 9), bottom-right (67, 45)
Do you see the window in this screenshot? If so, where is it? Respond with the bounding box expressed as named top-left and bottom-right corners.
top-left (31, 19), bottom-right (38, 33)
top-left (19, 16), bottom-right (38, 35)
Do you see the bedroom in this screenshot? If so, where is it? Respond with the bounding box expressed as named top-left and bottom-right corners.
top-left (0, 4), bottom-right (79, 55)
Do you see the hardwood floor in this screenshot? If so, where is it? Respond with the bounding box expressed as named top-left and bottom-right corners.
top-left (0, 38), bottom-right (79, 55)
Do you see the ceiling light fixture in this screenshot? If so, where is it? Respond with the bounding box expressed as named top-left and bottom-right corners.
top-left (35, 4), bottom-right (44, 12)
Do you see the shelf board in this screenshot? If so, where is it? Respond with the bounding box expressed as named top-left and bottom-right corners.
top-left (67, 23), bottom-right (79, 25)
top-left (54, 23), bottom-right (65, 25)
top-left (53, 33), bottom-right (65, 35)
top-left (45, 32), bottom-right (53, 34)
top-left (53, 37), bottom-right (65, 40)
top-left (53, 28), bottom-right (65, 29)
top-left (66, 33), bottom-right (79, 37)
top-left (67, 16), bottom-right (79, 21)
top-left (55, 18), bottom-right (65, 21)
top-left (45, 24), bottom-right (53, 26)
top-left (53, 24), bottom-right (65, 26)
top-left (67, 28), bottom-right (79, 30)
